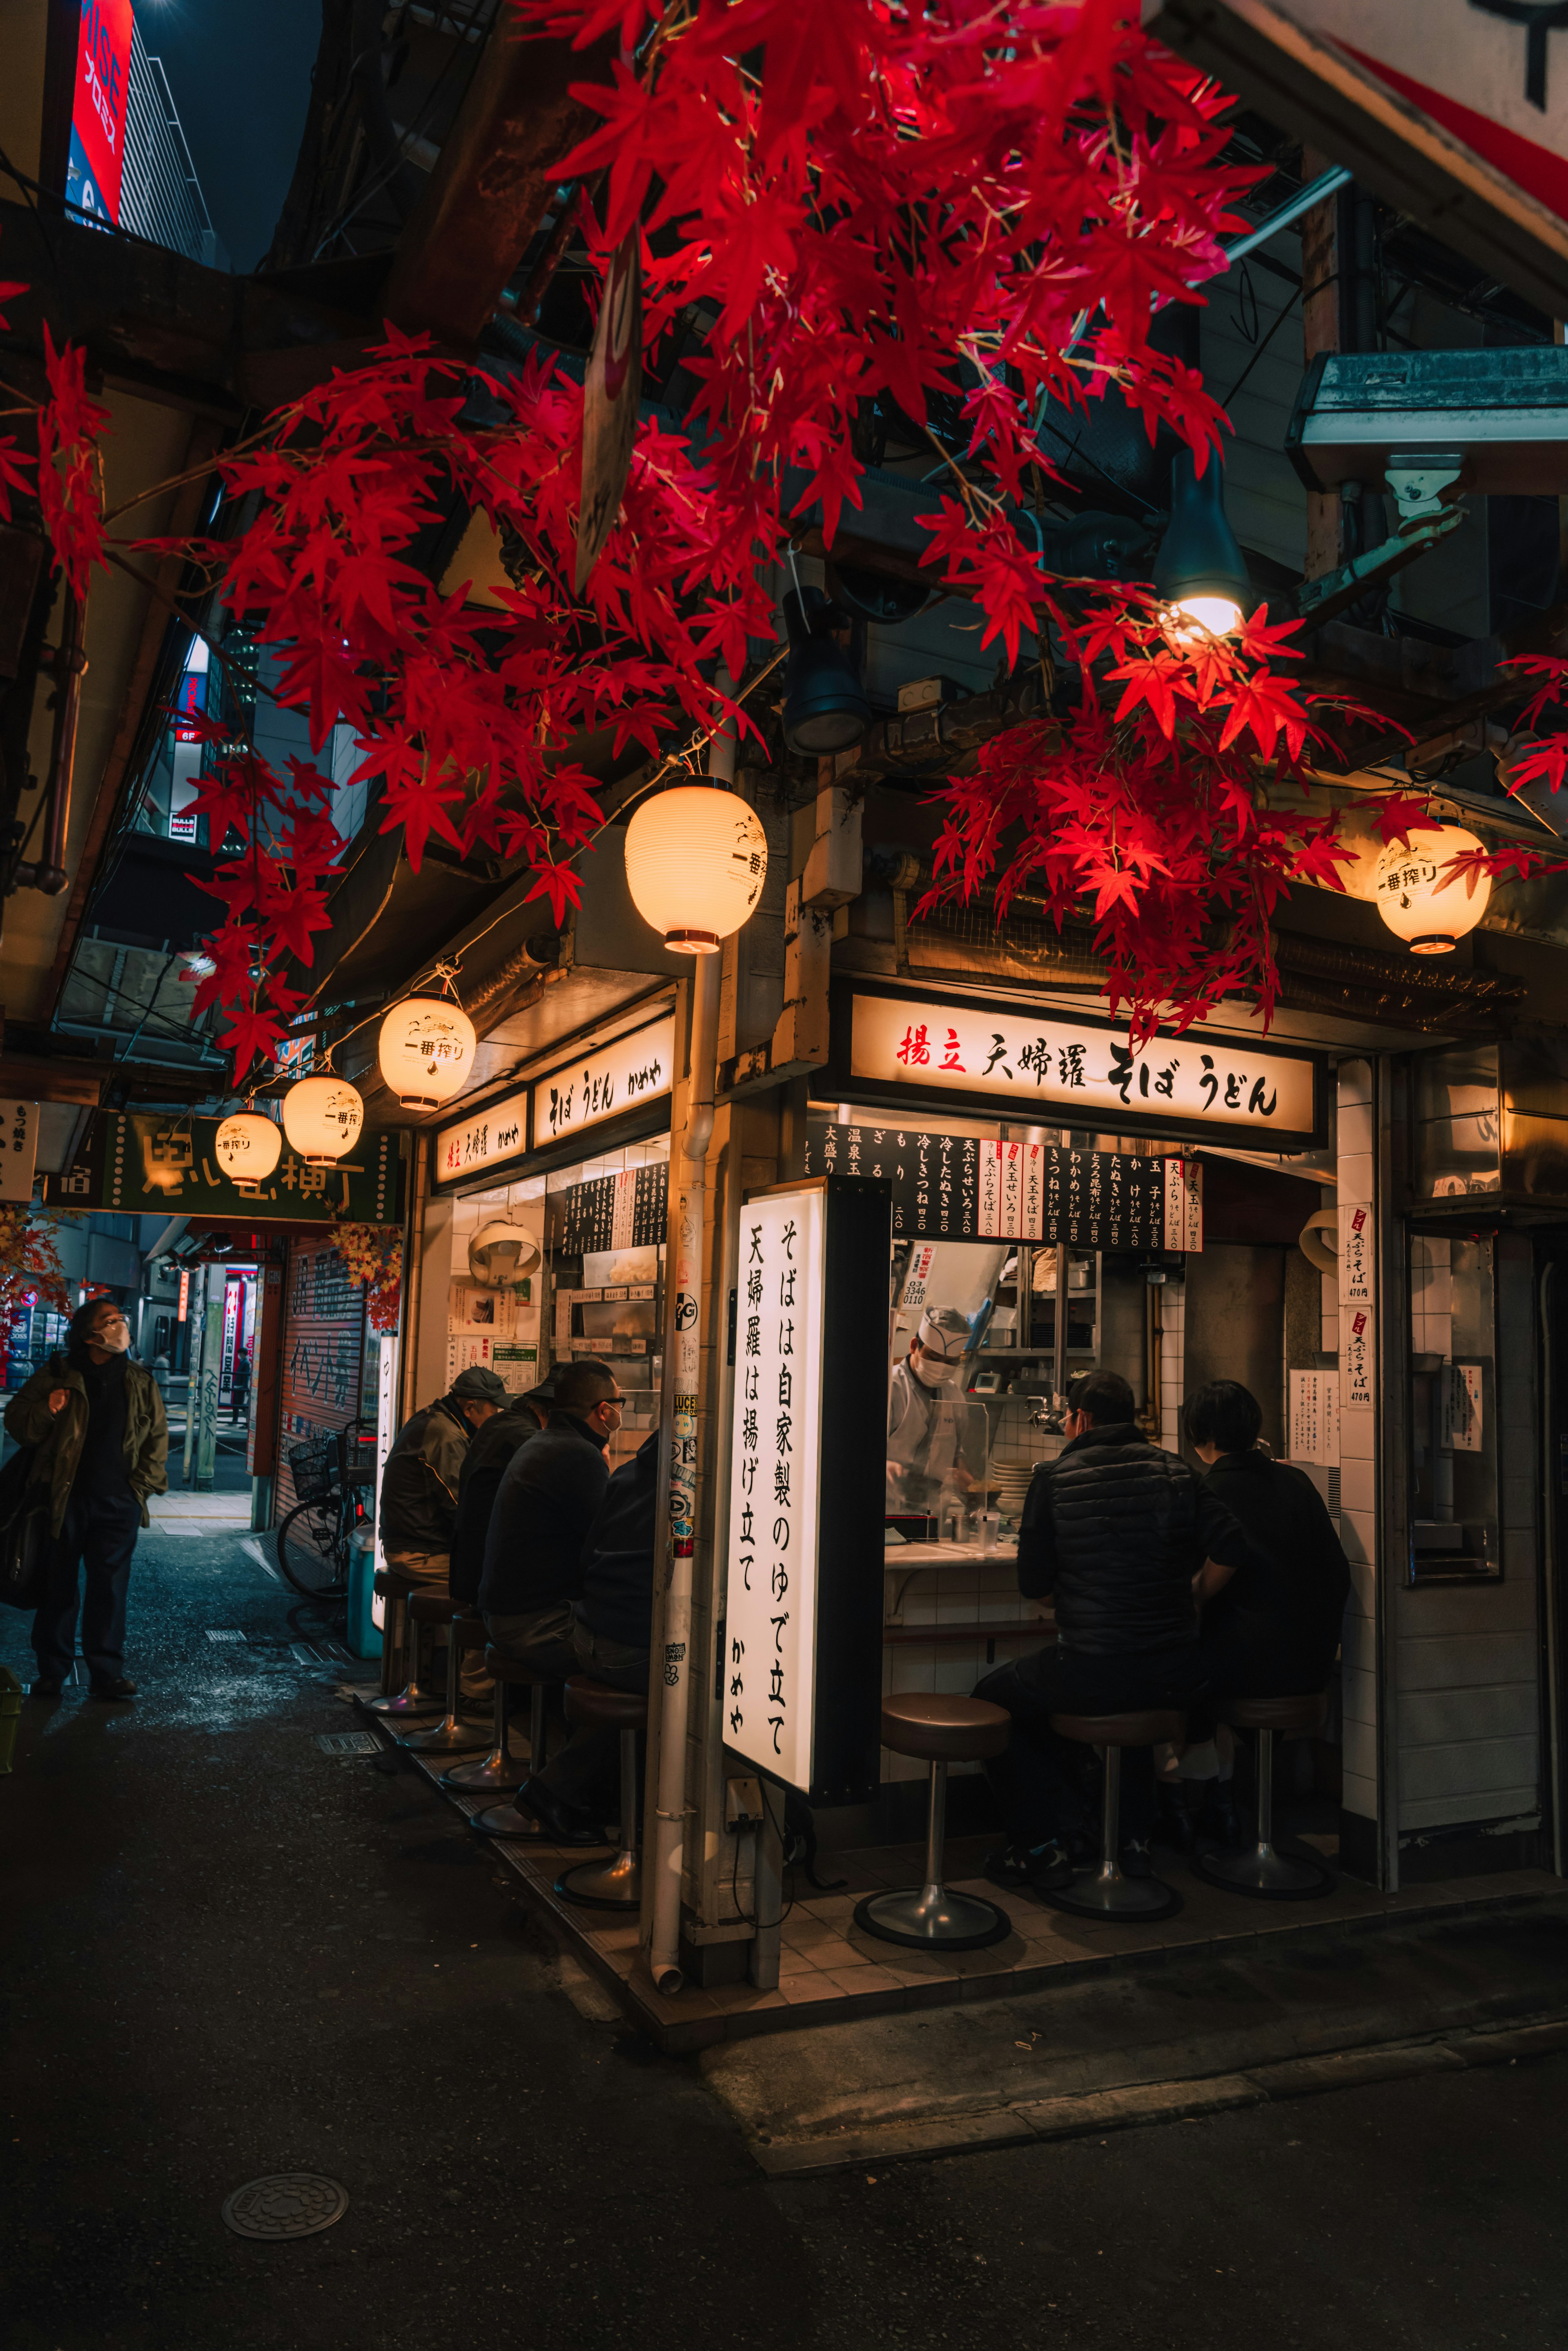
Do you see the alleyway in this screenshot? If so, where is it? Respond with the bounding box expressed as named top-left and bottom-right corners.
top-left (2, 1531), bottom-right (1567, 2351)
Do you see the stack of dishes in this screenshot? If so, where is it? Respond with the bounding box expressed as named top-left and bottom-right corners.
top-left (991, 1462), bottom-right (1038, 1520)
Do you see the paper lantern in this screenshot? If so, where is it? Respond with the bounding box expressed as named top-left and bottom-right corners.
top-left (378, 995), bottom-right (477, 1108)
top-left (624, 785), bottom-right (768, 953)
top-left (214, 1112), bottom-right (282, 1194)
top-left (282, 1074), bottom-right (364, 1165)
top-left (1371, 825), bottom-right (1491, 955)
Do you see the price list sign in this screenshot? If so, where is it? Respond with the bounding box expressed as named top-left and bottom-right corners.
top-left (723, 1184), bottom-right (825, 1792)
top-left (805, 1122), bottom-right (1171, 1249)
top-left (548, 1161), bottom-right (668, 1255)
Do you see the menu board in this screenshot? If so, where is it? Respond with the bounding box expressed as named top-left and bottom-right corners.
top-left (547, 1161), bottom-right (668, 1255)
top-left (803, 1121), bottom-right (1178, 1250)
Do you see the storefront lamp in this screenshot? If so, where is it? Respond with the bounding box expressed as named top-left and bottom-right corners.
top-left (214, 1111), bottom-right (282, 1194)
top-left (624, 784), bottom-right (768, 954)
top-left (377, 994), bottom-right (477, 1109)
top-left (281, 1073), bottom-right (364, 1165)
top-left (1153, 449), bottom-right (1250, 640)
top-left (1371, 825), bottom-right (1491, 955)
top-left (781, 585), bottom-right (871, 753)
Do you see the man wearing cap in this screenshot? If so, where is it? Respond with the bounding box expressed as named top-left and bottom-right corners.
top-left (886, 1306), bottom-right (986, 1516)
top-left (379, 1364), bottom-right (507, 1608)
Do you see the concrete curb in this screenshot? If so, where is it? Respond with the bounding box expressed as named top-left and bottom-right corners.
top-left (749, 2011), bottom-right (1568, 2177)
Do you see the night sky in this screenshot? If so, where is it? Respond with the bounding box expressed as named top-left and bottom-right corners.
top-left (136, 0), bottom-right (323, 272)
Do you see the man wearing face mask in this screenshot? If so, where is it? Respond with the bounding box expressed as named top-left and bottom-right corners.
top-left (5, 1297), bottom-right (168, 1700)
top-left (886, 1306), bottom-right (985, 1517)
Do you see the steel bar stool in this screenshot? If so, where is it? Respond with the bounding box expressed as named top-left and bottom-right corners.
top-left (1047, 1709), bottom-right (1187, 1921)
top-left (1193, 1693), bottom-right (1334, 1899)
top-left (854, 1694), bottom-right (1012, 1952)
top-left (364, 1572), bottom-right (439, 1719)
top-left (399, 1610), bottom-right (491, 1754)
top-left (553, 1678), bottom-right (648, 1910)
top-left (442, 1647), bottom-right (544, 1795)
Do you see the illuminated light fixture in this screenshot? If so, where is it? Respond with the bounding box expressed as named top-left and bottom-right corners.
top-left (624, 784), bottom-right (768, 954)
top-left (181, 947), bottom-right (217, 977)
top-left (214, 1111), bottom-right (282, 1196)
top-left (281, 1072), bottom-right (364, 1164)
top-left (1153, 449), bottom-right (1250, 640)
top-left (377, 993), bottom-right (477, 1109)
top-left (1371, 824), bottom-right (1492, 955)
top-left (781, 585), bottom-right (871, 754)
top-left (469, 1217), bottom-right (542, 1287)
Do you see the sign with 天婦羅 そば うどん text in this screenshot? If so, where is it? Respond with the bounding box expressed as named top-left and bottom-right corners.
top-left (531, 1013), bottom-right (675, 1150)
top-left (43, 1114), bottom-right (401, 1223)
top-left (435, 1089), bottom-right (528, 1183)
top-left (723, 1185), bottom-right (825, 1794)
top-left (804, 1122), bottom-right (1202, 1251)
top-left (844, 989), bottom-right (1321, 1145)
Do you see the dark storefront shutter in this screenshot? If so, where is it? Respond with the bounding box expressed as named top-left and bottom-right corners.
top-left (275, 1236), bottom-right (367, 1521)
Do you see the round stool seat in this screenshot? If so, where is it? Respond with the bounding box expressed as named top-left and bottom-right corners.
top-left (880, 1694), bottom-right (1009, 1764)
top-left (408, 1590), bottom-right (454, 1626)
top-left (373, 1569), bottom-right (415, 1600)
top-left (1217, 1692), bottom-right (1327, 1737)
top-left (564, 1676), bottom-right (648, 1731)
top-left (452, 1613), bottom-right (490, 1651)
top-left (484, 1647), bottom-right (545, 1686)
top-left (1051, 1708), bottom-right (1186, 1749)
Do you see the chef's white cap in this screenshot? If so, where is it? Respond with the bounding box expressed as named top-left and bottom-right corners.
top-left (916, 1307), bottom-right (969, 1362)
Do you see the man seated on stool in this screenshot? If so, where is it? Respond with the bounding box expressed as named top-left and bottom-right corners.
top-left (479, 1359), bottom-right (623, 1786)
top-left (448, 1379), bottom-right (550, 1609)
top-left (505, 1426), bottom-right (659, 1846)
top-left (973, 1366), bottom-right (1248, 1894)
top-left (380, 1362), bottom-right (506, 1699)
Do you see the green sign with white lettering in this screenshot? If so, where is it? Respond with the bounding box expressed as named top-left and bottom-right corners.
top-left (44, 1113), bottom-right (403, 1223)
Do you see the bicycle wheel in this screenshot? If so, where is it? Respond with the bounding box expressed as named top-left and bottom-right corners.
top-left (276, 1500), bottom-right (350, 1598)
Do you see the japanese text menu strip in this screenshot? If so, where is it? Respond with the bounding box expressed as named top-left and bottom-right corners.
top-left (805, 1122), bottom-right (1175, 1250)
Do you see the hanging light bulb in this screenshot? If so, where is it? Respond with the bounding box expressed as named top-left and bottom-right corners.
top-left (1153, 449), bottom-right (1250, 640)
top-left (1371, 825), bottom-right (1492, 955)
top-left (214, 1110), bottom-right (282, 1195)
top-left (377, 994), bottom-right (477, 1109)
top-left (282, 1072), bottom-right (365, 1164)
top-left (624, 785), bottom-right (768, 954)
top-left (781, 585), bottom-right (871, 753)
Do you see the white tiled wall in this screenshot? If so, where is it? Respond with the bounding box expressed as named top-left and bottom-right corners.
top-left (1336, 1060), bottom-right (1379, 1828)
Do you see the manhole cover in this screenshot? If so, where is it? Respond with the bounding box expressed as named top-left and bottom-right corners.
top-left (316, 1730), bottom-right (378, 1756)
top-left (221, 2173), bottom-right (349, 2240)
top-left (206, 1629), bottom-right (247, 1643)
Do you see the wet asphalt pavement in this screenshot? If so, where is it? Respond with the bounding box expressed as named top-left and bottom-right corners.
top-left (3, 1524), bottom-right (1568, 2351)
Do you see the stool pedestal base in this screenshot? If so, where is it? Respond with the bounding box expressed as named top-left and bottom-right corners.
top-left (1046, 1866), bottom-right (1181, 1922)
top-left (853, 1882), bottom-right (1009, 1952)
top-left (556, 1848), bottom-right (639, 1909)
top-left (1193, 1842), bottom-right (1333, 1899)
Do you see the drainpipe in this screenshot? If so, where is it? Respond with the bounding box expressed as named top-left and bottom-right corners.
top-left (647, 695), bottom-right (732, 1995)
top-left (12, 588), bottom-right (85, 897)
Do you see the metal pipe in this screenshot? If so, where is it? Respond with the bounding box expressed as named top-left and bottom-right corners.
top-left (1540, 1262), bottom-right (1564, 1879)
top-left (923, 1760), bottom-right (948, 1898)
top-left (648, 949), bottom-right (720, 1994)
top-left (13, 588), bottom-right (85, 896)
top-left (1216, 165), bottom-right (1352, 270)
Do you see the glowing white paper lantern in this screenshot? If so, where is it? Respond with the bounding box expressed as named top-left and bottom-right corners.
top-left (377, 995), bottom-right (477, 1108)
top-left (1371, 825), bottom-right (1491, 956)
top-left (214, 1111), bottom-right (283, 1194)
top-left (624, 785), bottom-right (768, 953)
top-left (282, 1074), bottom-right (364, 1165)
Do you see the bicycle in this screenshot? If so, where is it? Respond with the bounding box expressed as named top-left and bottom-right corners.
top-left (275, 1419), bottom-right (376, 1600)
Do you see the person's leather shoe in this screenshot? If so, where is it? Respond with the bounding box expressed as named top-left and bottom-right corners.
top-left (88, 1676), bottom-right (137, 1701)
top-left (28, 1676), bottom-right (64, 1698)
top-left (512, 1778), bottom-right (606, 1848)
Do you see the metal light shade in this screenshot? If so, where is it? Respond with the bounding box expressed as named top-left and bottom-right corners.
top-left (1372, 826), bottom-right (1491, 955)
top-left (377, 994), bottom-right (477, 1109)
top-left (624, 784), bottom-right (768, 954)
top-left (1153, 449), bottom-right (1250, 638)
top-left (281, 1074), bottom-right (365, 1165)
top-left (781, 586), bottom-right (871, 754)
top-left (469, 1218), bottom-right (541, 1287)
top-left (214, 1111), bottom-right (282, 1194)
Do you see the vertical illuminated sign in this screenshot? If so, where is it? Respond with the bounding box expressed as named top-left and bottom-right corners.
top-left (67, 0), bottom-right (134, 227)
top-left (722, 1184), bottom-right (825, 1794)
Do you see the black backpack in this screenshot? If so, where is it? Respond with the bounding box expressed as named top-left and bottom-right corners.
top-left (0, 1443), bottom-right (51, 1611)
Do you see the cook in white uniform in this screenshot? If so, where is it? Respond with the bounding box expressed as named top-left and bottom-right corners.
top-left (886, 1307), bottom-right (987, 1515)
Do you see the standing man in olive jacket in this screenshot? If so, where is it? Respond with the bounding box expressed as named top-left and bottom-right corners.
top-left (974, 1367), bottom-right (1247, 1892)
top-left (6, 1298), bottom-right (169, 1700)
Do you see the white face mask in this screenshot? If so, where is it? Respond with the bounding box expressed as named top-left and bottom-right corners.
top-left (911, 1350), bottom-right (952, 1388)
top-left (92, 1321), bottom-right (131, 1355)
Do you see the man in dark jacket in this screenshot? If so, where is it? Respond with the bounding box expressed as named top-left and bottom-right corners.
top-left (479, 1357), bottom-right (621, 1691)
top-left (5, 1297), bottom-right (169, 1700)
top-left (973, 1367), bottom-right (1247, 1892)
top-left (506, 1425), bottom-right (658, 1844)
top-left (379, 1362), bottom-right (507, 1592)
top-left (448, 1383), bottom-right (550, 1607)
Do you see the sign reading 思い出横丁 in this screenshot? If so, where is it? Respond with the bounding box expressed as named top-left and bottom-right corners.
top-left (723, 1185), bottom-right (825, 1794)
top-left (845, 991), bottom-right (1320, 1145)
top-left (43, 1113), bottom-right (401, 1223)
top-left (531, 1012), bottom-right (675, 1150)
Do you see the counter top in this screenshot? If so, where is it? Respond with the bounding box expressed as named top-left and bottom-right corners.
top-left (883, 1536), bottom-right (1020, 1569)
